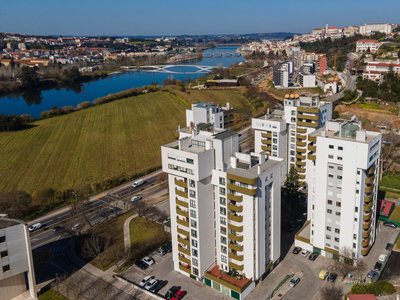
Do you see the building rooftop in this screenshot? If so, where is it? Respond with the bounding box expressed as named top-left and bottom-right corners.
top-left (208, 265), bottom-right (250, 289)
top-left (0, 216), bottom-right (23, 229)
top-left (213, 130), bottom-right (238, 141)
top-left (227, 157), bottom-right (282, 179)
top-left (194, 102), bottom-right (215, 108)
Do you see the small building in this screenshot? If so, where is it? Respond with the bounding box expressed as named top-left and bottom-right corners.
top-left (362, 71), bottom-right (384, 84)
top-left (206, 79), bottom-right (238, 87)
top-left (356, 39), bottom-right (381, 53)
top-left (324, 80), bottom-right (337, 94)
top-left (378, 200), bottom-right (395, 218)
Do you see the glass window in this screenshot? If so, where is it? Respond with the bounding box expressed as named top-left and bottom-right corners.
top-left (354, 234), bottom-right (357, 239)
top-left (328, 155), bottom-right (333, 159)
top-left (0, 250), bottom-right (8, 258)
top-left (291, 117), bottom-right (296, 123)
top-left (193, 267), bottom-right (199, 276)
top-left (290, 144), bottom-right (295, 149)
top-left (192, 239), bottom-right (198, 248)
top-left (273, 132), bottom-right (278, 137)
top-left (273, 145), bottom-right (278, 150)
top-left (220, 226), bottom-right (226, 235)
top-left (329, 145), bottom-right (334, 149)
top-left (290, 137), bottom-right (295, 143)
top-left (290, 150), bottom-right (295, 156)
top-left (221, 255), bottom-right (227, 263)
top-left (327, 209), bottom-right (332, 214)
top-left (190, 190), bottom-right (196, 198)
top-left (192, 248), bottom-right (198, 257)
top-left (329, 165), bottom-right (334, 169)
top-left (191, 229), bottom-right (197, 238)
top-left (221, 236), bottom-right (227, 245)
top-left (327, 226), bottom-right (331, 231)
top-left (273, 138), bottom-right (278, 144)
top-left (338, 146), bottom-right (343, 151)
top-left (353, 243), bottom-right (356, 249)
top-left (328, 174), bottom-right (333, 178)
top-left (220, 207), bottom-right (226, 215)
top-left (327, 200), bottom-right (332, 205)
top-left (187, 158), bottom-right (194, 164)
top-left (338, 166), bottom-right (343, 170)
top-left (191, 220), bottom-right (197, 228)
top-left (190, 199), bottom-right (196, 208)
top-left (357, 170), bottom-right (360, 175)
top-left (336, 202), bottom-right (341, 207)
top-left (219, 177), bottom-right (225, 185)
top-left (220, 197), bottom-right (226, 206)
top-left (291, 124), bottom-right (296, 129)
top-left (221, 245), bottom-right (227, 254)
top-left (189, 180), bottom-right (195, 188)
top-left (335, 237), bottom-right (340, 242)
top-left (335, 228), bottom-right (340, 233)
top-left (337, 175), bottom-right (342, 180)
top-left (326, 235), bottom-right (331, 240)
top-left (2, 265), bottom-right (10, 272)
top-left (338, 157), bottom-right (343, 161)
top-left (291, 110), bottom-right (296, 116)
top-left (220, 217), bottom-right (226, 225)
top-left (190, 210), bottom-right (197, 218)
top-left (192, 258), bottom-right (198, 267)
top-left (219, 187), bottom-right (226, 196)
top-left (0, 236), bottom-right (5, 243)
top-left (355, 207), bottom-right (358, 212)
top-left (336, 212), bottom-right (341, 216)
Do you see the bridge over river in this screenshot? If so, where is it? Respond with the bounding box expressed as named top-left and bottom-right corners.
top-left (202, 52), bottom-right (242, 57)
top-left (121, 65), bottom-right (217, 74)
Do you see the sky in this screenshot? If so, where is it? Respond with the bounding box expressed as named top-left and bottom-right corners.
top-left (1, 0), bottom-right (399, 37)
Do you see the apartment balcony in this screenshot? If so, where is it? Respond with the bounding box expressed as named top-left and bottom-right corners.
top-left (362, 227), bottom-right (372, 238)
top-left (176, 207), bottom-right (189, 218)
top-left (177, 217), bottom-right (189, 227)
top-left (228, 233), bottom-right (243, 242)
top-left (261, 145), bottom-right (272, 152)
top-left (178, 255), bottom-right (191, 266)
top-left (299, 174), bottom-right (306, 180)
top-left (308, 135), bottom-right (317, 142)
top-left (179, 263), bottom-right (191, 274)
top-left (227, 173), bottom-right (258, 185)
top-left (262, 139), bottom-right (272, 145)
top-left (296, 147), bottom-right (306, 153)
top-left (308, 144), bottom-right (316, 152)
top-left (228, 203), bottom-right (243, 212)
top-left (228, 223), bottom-right (243, 232)
top-left (224, 115), bottom-right (234, 122)
top-left (178, 244), bottom-right (190, 256)
top-left (229, 242), bottom-right (244, 252)
top-left (296, 154), bottom-right (306, 160)
top-left (362, 235), bottom-right (371, 247)
top-left (296, 141), bottom-right (307, 147)
top-left (262, 132), bottom-right (272, 138)
top-left (297, 120), bottom-right (318, 128)
top-left (297, 127), bottom-right (307, 133)
top-left (177, 227), bottom-right (190, 237)
top-left (205, 265), bottom-right (252, 294)
top-left (363, 210), bottom-right (373, 221)
top-left (367, 165), bottom-right (376, 175)
top-left (229, 262), bottom-right (244, 271)
top-left (296, 167), bottom-right (306, 174)
top-left (296, 134), bottom-right (307, 140)
top-left (228, 213), bottom-right (243, 222)
top-left (297, 107), bottom-right (319, 114)
top-left (178, 235), bottom-right (190, 247)
top-left (365, 183), bottom-right (375, 194)
top-left (175, 178), bottom-right (188, 188)
top-left (229, 252), bottom-right (244, 261)
top-left (176, 198), bottom-right (188, 208)
top-left (296, 160), bottom-right (306, 167)
top-left (308, 152), bottom-right (316, 161)
top-left (227, 194), bottom-right (243, 202)
top-left (297, 113), bottom-right (319, 121)
top-left (224, 108), bottom-right (234, 115)
top-left (365, 174), bottom-right (375, 184)
top-left (364, 193), bottom-right (373, 203)
top-left (361, 244), bottom-right (371, 256)
top-left (364, 201), bottom-right (373, 212)
top-left (175, 188), bottom-right (188, 198)
top-left (227, 183), bottom-right (258, 196)
top-left (363, 218), bottom-right (372, 230)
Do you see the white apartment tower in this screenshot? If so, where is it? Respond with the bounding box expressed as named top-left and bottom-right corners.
top-left (185, 102), bottom-right (234, 131)
top-left (296, 120), bottom-right (381, 259)
top-left (161, 104), bottom-right (284, 300)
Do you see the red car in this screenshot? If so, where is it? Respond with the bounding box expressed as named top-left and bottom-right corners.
top-left (172, 290), bottom-right (185, 300)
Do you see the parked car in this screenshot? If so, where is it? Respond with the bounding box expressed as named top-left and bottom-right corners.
top-left (150, 280), bottom-right (167, 293)
top-left (379, 254), bottom-right (387, 262)
top-left (319, 270), bottom-right (329, 280)
top-left (301, 249), bottom-right (310, 257)
top-left (143, 256), bottom-right (155, 266)
top-left (167, 241), bottom-right (172, 248)
top-left (293, 247), bottom-right (302, 254)
top-left (386, 243), bottom-right (393, 251)
top-left (165, 286), bottom-right (180, 300)
top-left (309, 252), bottom-right (319, 261)
top-left (131, 195), bottom-right (142, 202)
top-left (289, 277), bottom-right (300, 287)
top-left (374, 262), bottom-right (382, 271)
top-left (28, 223), bottom-right (42, 232)
top-left (144, 279), bottom-right (157, 290)
top-left (139, 275), bottom-right (153, 287)
top-left (155, 249), bottom-right (166, 256)
top-left (53, 226), bottom-right (64, 232)
top-left (135, 260), bottom-right (148, 270)
top-left (367, 270), bottom-right (379, 278)
top-left (162, 244), bottom-right (172, 253)
top-left (383, 222), bottom-right (397, 228)
top-left (172, 290), bottom-right (185, 300)
top-left (72, 223), bottom-right (82, 231)
top-left (288, 224), bottom-right (296, 232)
top-left (294, 219), bottom-right (302, 227)
top-left (327, 273), bottom-right (337, 283)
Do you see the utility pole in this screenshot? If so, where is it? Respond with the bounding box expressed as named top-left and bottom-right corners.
top-left (72, 191), bottom-right (79, 204)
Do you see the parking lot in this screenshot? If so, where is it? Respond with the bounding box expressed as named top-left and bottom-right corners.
top-left (123, 251), bottom-right (231, 300)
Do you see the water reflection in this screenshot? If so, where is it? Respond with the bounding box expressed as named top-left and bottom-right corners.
top-left (21, 89), bottom-right (43, 106)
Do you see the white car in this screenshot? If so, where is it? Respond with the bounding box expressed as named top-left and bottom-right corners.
top-left (143, 256), bottom-right (154, 266)
top-left (379, 254), bottom-right (387, 262)
top-left (289, 277), bottom-right (300, 287)
top-left (139, 275), bottom-right (153, 287)
top-left (301, 249), bottom-right (310, 257)
top-left (72, 223), bottom-right (82, 231)
top-left (144, 278), bottom-right (157, 290)
top-left (131, 195), bottom-right (142, 202)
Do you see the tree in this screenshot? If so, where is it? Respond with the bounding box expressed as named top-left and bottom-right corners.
top-left (320, 286), bottom-right (343, 300)
top-left (283, 166), bottom-right (301, 204)
top-left (19, 66), bottom-right (39, 89)
top-left (0, 190), bottom-right (33, 219)
top-left (157, 172), bottom-right (168, 188)
top-left (328, 246), bottom-right (366, 280)
top-left (131, 200), bottom-right (151, 217)
top-left (82, 232), bottom-right (111, 269)
top-left (332, 110), bottom-right (340, 119)
top-left (380, 131), bottom-right (396, 180)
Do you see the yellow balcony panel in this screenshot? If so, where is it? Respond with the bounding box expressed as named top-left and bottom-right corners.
top-left (362, 218), bottom-right (372, 230)
top-left (228, 203), bottom-right (243, 212)
top-left (296, 160), bottom-right (306, 166)
top-left (179, 264), bottom-right (191, 274)
top-left (297, 113), bottom-right (319, 121)
top-left (297, 107), bottom-right (319, 114)
top-left (179, 255), bottom-right (191, 265)
top-left (175, 178), bottom-right (188, 188)
top-left (365, 184), bottom-right (374, 194)
top-left (296, 147), bottom-right (306, 153)
top-left (297, 120), bottom-right (319, 128)
top-left (228, 243), bottom-right (244, 252)
top-left (262, 139), bottom-right (272, 145)
top-left (261, 145), bottom-right (272, 152)
top-left (296, 167), bottom-right (305, 174)
top-left (299, 174), bottom-right (306, 180)
top-left (227, 194), bottom-right (243, 202)
top-left (308, 135), bottom-right (317, 142)
top-left (177, 217), bottom-right (189, 227)
top-left (227, 183), bottom-right (258, 196)
top-left (229, 262), bottom-right (244, 271)
top-left (176, 207), bottom-right (189, 218)
top-left (229, 252), bottom-right (244, 261)
top-left (228, 213), bottom-right (243, 222)
top-left (364, 201), bottom-right (373, 212)
top-left (228, 223), bottom-right (243, 232)
top-left (175, 188), bottom-right (188, 198)
top-left (224, 115), bottom-right (234, 122)
top-left (361, 245), bottom-right (371, 256)
top-left (367, 165), bottom-right (376, 175)
top-left (362, 235), bottom-right (371, 247)
top-left (228, 233), bottom-right (243, 242)
top-left (177, 227), bottom-right (189, 237)
top-left (296, 141), bottom-right (307, 147)
top-left (365, 174), bottom-right (375, 184)
top-left (308, 144), bottom-right (316, 152)
top-left (262, 132), bottom-right (272, 138)
top-left (227, 173), bottom-right (258, 185)
top-left (296, 154), bottom-right (306, 160)
top-left (224, 108), bottom-right (234, 115)
top-left (176, 198), bottom-right (188, 208)
top-left (296, 134), bottom-right (307, 140)
top-left (297, 127), bottom-right (307, 133)
top-left (178, 236), bottom-right (190, 247)
top-left (363, 210), bottom-right (373, 221)
top-left (178, 244), bottom-right (190, 256)
top-left (362, 227), bottom-right (372, 238)
top-left (308, 153), bottom-right (316, 161)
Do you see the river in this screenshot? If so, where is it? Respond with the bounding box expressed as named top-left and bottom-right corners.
top-left (0, 46), bottom-right (244, 118)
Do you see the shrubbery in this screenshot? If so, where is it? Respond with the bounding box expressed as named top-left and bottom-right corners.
top-left (0, 114), bottom-right (24, 131)
top-left (347, 281), bottom-right (395, 298)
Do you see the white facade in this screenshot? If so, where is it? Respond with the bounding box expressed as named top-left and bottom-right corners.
top-left (366, 60), bottom-right (400, 74)
top-left (186, 102), bottom-right (234, 130)
top-left (300, 120), bottom-right (381, 260)
top-left (359, 23), bottom-right (393, 35)
top-left (356, 39), bottom-right (381, 52)
top-left (299, 73), bottom-right (316, 87)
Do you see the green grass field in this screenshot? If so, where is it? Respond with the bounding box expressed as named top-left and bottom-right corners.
top-left (390, 207), bottom-right (400, 223)
top-left (0, 92), bottom-right (187, 194)
top-left (380, 171), bottom-right (400, 190)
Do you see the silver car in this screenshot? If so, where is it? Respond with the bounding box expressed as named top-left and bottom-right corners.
top-left (289, 277), bottom-right (300, 287)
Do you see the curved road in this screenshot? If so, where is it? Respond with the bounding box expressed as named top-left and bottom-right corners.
top-left (323, 72), bottom-right (357, 104)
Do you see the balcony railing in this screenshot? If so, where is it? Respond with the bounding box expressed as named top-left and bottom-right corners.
top-left (177, 227), bottom-right (190, 237)
top-left (229, 252), bottom-right (244, 261)
top-left (227, 173), bottom-right (258, 185)
top-left (262, 139), bottom-right (272, 145)
top-left (363, 210), bottom-right (373, 221)
top-left (296, 147), bottom-right (306, 153)
top-left (296, 167), bottom-right (306, 174)
top-left (367, 165), bottom-right (376, 175)
top-left (365, 174), bottom-right (375, 184)
top-left (177, 217), bottom-right (189, 227)
top-left (179, 255), bottom-right (191, 265)
top-left (228, 203), bottom-right (243, 212)
top-left (228, 223), bottom-right (243, 232)
top-left (308, 144), bottom-right (316, 152)
top-left (296, 141), bottom-right (307, 147)
top-left (175, 188), bottom-right (188, 198)
top-left (229, 262), bottom-right (244, 271)
top-left (175, 178), bottom-right (188, 188)
top-left (228, 233), bottom-right (243, 242)
top-left (261, 145), bottom-right (272, 152)
top-left (361, 244), bottom-right (371, 256)
top-left (308, 136), bottom-right (317, 142)
top-left (176, 198), bottom-right (188, 208)
top-left (224, 115), bottom-right (234, 122)
top-left (229, 242), bottom-right (244, 252)
top-left (228, 213), bottom-right (243, 222)
top-left (362, 235), bottom-right (371, 247)
top-left (296, 160), bottom-right (306, 166)
top-left (364, 193), bottom-right (373, 203)
top-left (223, 108), bottom-right (234, 115)
top-left (262, 132), bottom-right (272, 138)
top-left (227, 183), bottom-right (257, 196)
top-left (297, 120), bottom-right (318, 128)
top-left (179, 263), bottom-right (191, 274)
top-left (296, 154), bottom-right (306, 160)
top-left (227, 194), bottom-right (243, 202)
top-left (297, 127), bottom-right (307, 133)
top-left (296, 134), bottom-right (307, 140)
top-left (308, 153), bottom-right (316, 161)
top-left (178, 236), bottom-right (190, 246)
top-left (178, 244), bottom-right (190, 256)
top-left (362, 227), bottom-right (372, 238)
top-left (362, 219), bottom-right (372, 230)
top-left (297, 113), bottom-right (319, 121)
top-left (365, 184), bottom-right (374, 194)
top-left (176, 207), bottom-right (189, 218)
top-left (297, 107), bottom-right (319, 114)
top-left (364, 201), bottom-right (373, 212)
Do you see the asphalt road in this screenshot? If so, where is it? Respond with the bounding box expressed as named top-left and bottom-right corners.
top-left (324, 72), bottom-right (357, 104)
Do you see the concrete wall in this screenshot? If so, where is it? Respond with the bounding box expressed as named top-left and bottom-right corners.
top-left (0, 273), bottom-right (27, 300)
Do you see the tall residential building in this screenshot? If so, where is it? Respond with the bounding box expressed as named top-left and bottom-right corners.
top-left (185, 102), bottom-right (234, 131)
top-left (359, 23), bottom-right (393, 35)
top-left (0, 216), bottom-right (37, 300)
top-left (161, 105), bottom-right (284, 300)
top-left (295, 120), bottom-right (381, 259)
top-left (253, 95), bottom-right (332, 181)
top-left (273, 62), bottom-right (294, 88)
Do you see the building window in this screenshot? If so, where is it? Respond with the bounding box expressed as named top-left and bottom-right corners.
top-left (290, 150), bottom-right (295, 156)
top-left (273, 138), bottom-right (278, 144)
top-left (220, 226), bottom-right (226, 235)
top-left (221, 236), bottom-right (227, 245)
top-left (326, 243), bottom-right (331, 247)
top-left (192, 239), bottom-right (198, 248)
top-left (0, 236), bottom-right (5, 243)
top-left (328, 174), bottom-right (333, 178)
top-left (189, 180), bottom-right (195, 188)
top-left (338, 157), bottom-right (343, 161)
top-left (220, 197), bottom-right (226, 206)
top-left (338, 146), bottom-right (343, 151)
top-left (221, 255), bottom-right (227, 263)
top-left (220, 217), bottom-right (226, 225)
top-left (356, 189), bottom-right (359, 194)
top-left (338, 166), bottom-right (343, 170)
top-left (190, 219), bottom-right (197, 228)
top-left (328, 200), bottom-right (332, 205)
top-left (326, 235), bottom-right (331, 240)
top-left (328, 155), bottom-right (333, 159)
top-left (355, 207), bottom-right (358, 212)
top-left (328, 182), bottom-right (333, 187)
top-left (329, 145), bottom-right (334, 149)
top-left (192, 258), bottom-right (198, 267)
top-left (192, 140), bottom-right (206, 150)
top-left (219, 177), bottom-right (225, 185)
top-left (354, 218), bottom-right (358, 222)
top-left (337, 184), bottom-right (342, 189)
top-left (191, 229), bottom-right (197, 238)
top-left (329, 165), bottom-right (334, 169)
top-left (327, 226), bottom-right (331, 231)
top-left (335, 237), bottom-right (340, 242)
top-left (291, 117), bottom-right (296, 123)
top-left (336, 202), bottom-right (341, 207)
top-left (291, 111), bottom-right (296, 116)
top-left (336, 212), bottom-right (341, 216)
top-left (327, 217), bottom-right (332, 223)
top-left (353, 243), bottom-right (356, 249)
top-left (220, 207), bottom-right (226, 215)
top-left (219, 187), bottom-right (226, 196)
top-left (335, 228), bottom-right (340, 233)
top-left (221, 245), bottom-right (227, 254)
top-left (190, 210), bottom-right (197, 218)
top-left (0, 250), bottom-right (8, 258)
top-left (190, 199), bottom-right (196, 208)
top-left (357, 170), bottom-right (360, 175)
top-left (190, 190), bottom-right (196, 198)
top-left (193, 267), bottom-right (199, 276)
top-left (187, 158), bottom-right (194, 164)
top-left (327, 209), bottom-right (332, 214)
top-left (273, 145), bottom-right (278, 150)
top-left (337, 175), bottom-right (342, 180)
top-left (334, 246), bottom-right (339, 250)
top-left (2, 265), bottom-right (10, 272)
top-left (290, 144), bottom-right (295, 150)
top-left (192, 249), bottom-right (198, 257)
top-left (354, 234), bottom-right (357, 239)
top-left (291, 124), bottom-right (296, 129)
top-left (273, 132), bottom-right (278, 137)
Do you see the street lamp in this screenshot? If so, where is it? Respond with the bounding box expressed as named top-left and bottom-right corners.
top-left (269, 271), bottom-right (275, 300)
top-left (72, 192), bottom-right (79, 204)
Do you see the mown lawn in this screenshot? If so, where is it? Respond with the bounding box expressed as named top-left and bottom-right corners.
top-left (390, 207), bottom-right (400, 223)
top-left (0, 92), bottom-right (187, 194)
top-left (380, 171), bottom-right (400, 190)
top-left (39, 287), bottom-right (69, 300)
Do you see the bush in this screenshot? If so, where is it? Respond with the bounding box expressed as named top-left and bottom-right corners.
top-left (348, 281), bottom-right (395, 297)
top-left (77, 101), bottom-right (91, 110)
top-left (0, 114), bottom-right (24, 131)
top-left (61, 106), bottom-right (75, 113)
